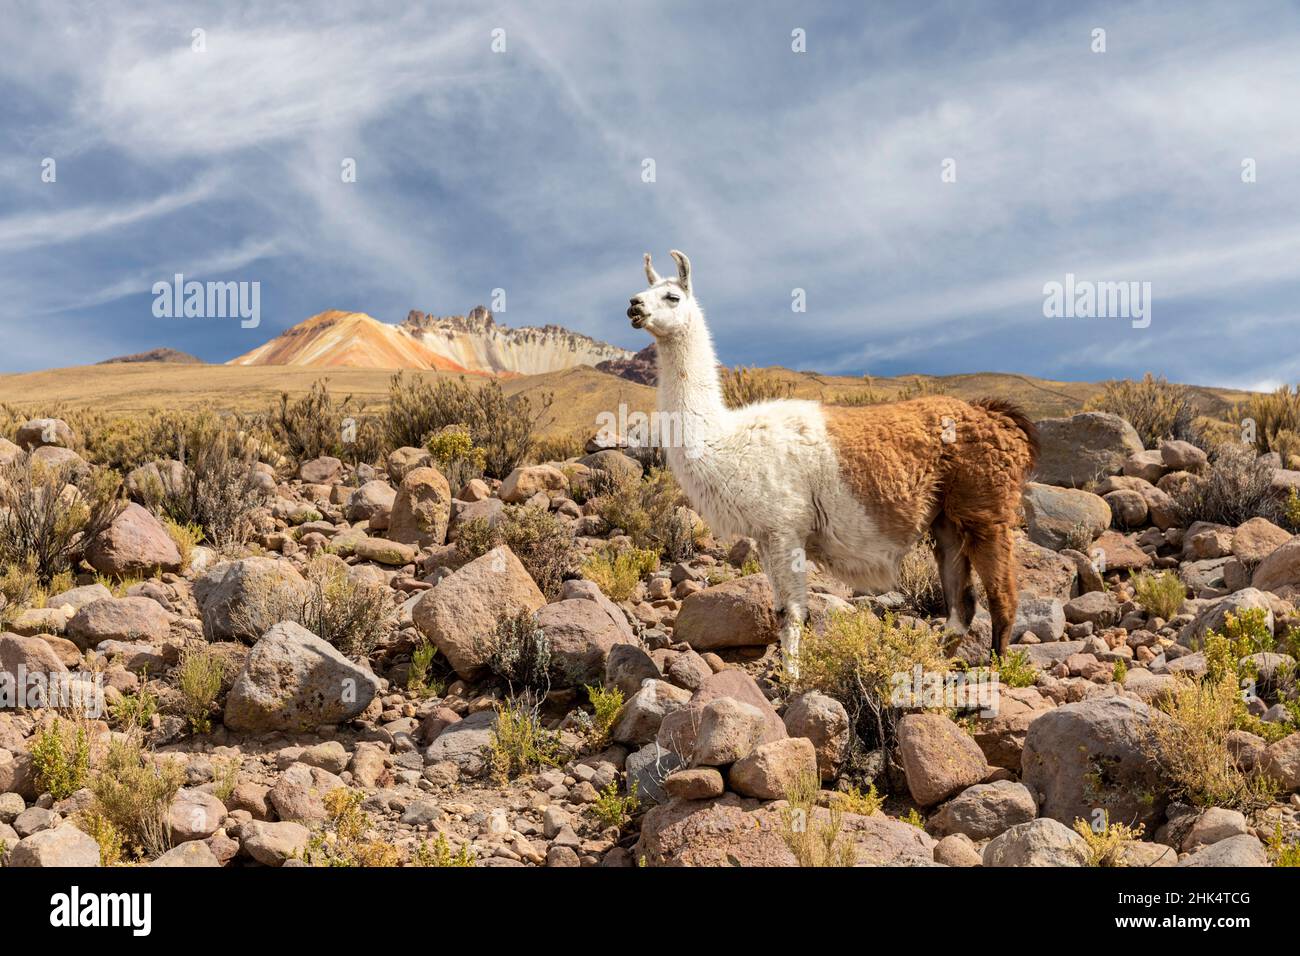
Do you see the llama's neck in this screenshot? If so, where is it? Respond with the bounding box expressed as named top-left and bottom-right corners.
top-left (654, 311), bottom-right (729, 447)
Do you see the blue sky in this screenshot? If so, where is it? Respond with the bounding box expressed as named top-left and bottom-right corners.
top-left (2, 0), bottom-right (1299, 388)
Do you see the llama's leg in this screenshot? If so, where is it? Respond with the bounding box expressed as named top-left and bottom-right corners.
top-left (762, 533), bottom-right (808, 679)
top-left (967, 522), bottom-right (1018, 659)
top-left (931, 516), bottom-right (976, 634)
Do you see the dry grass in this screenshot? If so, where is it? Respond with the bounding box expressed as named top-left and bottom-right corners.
top-left (779, 769), bottom-right (856, 867)
top-left (1085, 373), bottom-right (1202, 447)
top-left (1130, 570), bottom-right (1187, 620)
top-left (1146, 676), bottom-right (1278, 811)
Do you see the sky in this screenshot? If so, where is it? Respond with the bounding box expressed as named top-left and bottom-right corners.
top-left (2, 0), bottom-right (1299, 388)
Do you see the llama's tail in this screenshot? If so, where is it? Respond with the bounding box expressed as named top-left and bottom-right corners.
top-left (971, 397), bottom-right (1039, 473)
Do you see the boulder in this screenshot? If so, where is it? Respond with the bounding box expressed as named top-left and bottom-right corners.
top-left (66, 597), bottom-right (172, 649)
top-left (1013, 596), bottom-right (1066, 643)
top-left (16, 417), bottom-right (73, 450)
top-left (656, 669), bottom-right (785, 759)
top-left (499, 464), bottom-right (569, 503)
top-left (7, 823), bottom-right (100, 867)
top-left (604, 644), bottom-right (661, 698)
top-left (663, 767), bottom-right (725, 800)
top-left (239, 820), bottom-right (310, 867)
top-left (929, 780), bottom-right (1037, 841)
top-left (982, 819), bottom-right (1088, 867)
top-left (411, 546), bottom-right (546, 679)
top-left (388, 466), bottom-right (452, 547)
top-left (896, 713), bottom-right (989, 807)
top-left (84, 502), bottom-right (182, 577)
top-left (1022, 483), bottom-right (1111, 550)
top-left (1177, 588), bottom-right (1274, 648)
top-left (386, 447), bottom-right (432, 483)
top-left (168, 788), bottom-right (226, 841)
top-left (345, 480), bottom-right (397, 529)
top-left (223, 621), bottom-right (380, 733)
top-left (610, 680), bottom-right (692, 746)
top-left (0, 633), bottom-right (69, 678)
top-left (691, 698), bottom-right (768, 766)
top-left (1013, 535), bottom-right (1078, 602)
top-left (673, 574), bottom-right (780, 650)
top-left (149, 841), bottom-right (221, 867)
top-left (533, 599), bottom-right (637, 686)
top-left (782, 691), bottom-right (850, 780)
top-left (1021, 696), bottom-right (1165, 830)
top-left (1177, 834), bottom-right (1268, 867)
top-left (1253, 535), bottom-right (1300, 594)
top-left (299, 456), bottom-right (342, 483)
top-left (422, 709), bottom-right (497, 776)
top-left (1259, 732), bottom-right (1300, 791)
top-left (193, 557), bottom-right (309, 642)
top-left (1033, 413), bottom-right (1144, 488)
top-left (625, 742), bottom-right (686, 807)
top-left (727, 737), bottom-right (818, 799)
top-left (1160, 439), bottom-right (1208, 473)
top-left (268, 762), bottom-right (346, 824)
top-left (1232, 517), bottom-right (1292, 565)
top-left (352, 536), bottom-right (416, 566)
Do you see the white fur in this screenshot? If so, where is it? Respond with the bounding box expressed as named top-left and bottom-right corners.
top-left (629, 252), bottom-right (910, 676)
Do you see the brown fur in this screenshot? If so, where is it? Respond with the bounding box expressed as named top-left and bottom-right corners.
top-left (823, 396), bottom-right (1038, 657)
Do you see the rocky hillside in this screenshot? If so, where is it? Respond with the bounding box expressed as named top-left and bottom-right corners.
top-left (227, 311), bottom-right (470, 372)
top-left (401, 307), bottom-right (632, 376)
top-left (2, 410), bottom-right (1300, 869)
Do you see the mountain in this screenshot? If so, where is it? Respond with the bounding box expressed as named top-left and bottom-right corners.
top-left (227, 310), bottom-right (469, 371)
top-left (227, 307), bottom-right (633, 376)
top-left (98, 347), bottom-right (203, 365)
top-left (400, 306), bottom-right (633, 375)
top-left (596, 343), bottom-right (658, 385)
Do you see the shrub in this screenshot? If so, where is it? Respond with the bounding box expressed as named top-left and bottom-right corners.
top-left (1085, 373), bottom-right (1201, 447)
top-left (176, 646), bottom-right (225, 733)
top-left (1130, 570), bottom-right (1187, 620)
top-left (407, 640), bottom-right (440, 697)
top-left (273, 379), bottom-right (383, 467)
top-left (1174, 443), bottom-right (1282, 527)
top-left (454, 506), bottom-right (577, 600)
top-left (583, 683), bottom-right (625, 743)
top-left (779, 769), bottom-right (855, 867)
top-left (111, 681), bottom-right (158, 731)
top-left (411, 832), bottom-right (475, 867)
top-left (592, 467), bottom-right (696, 560)
top-left (30, 718), bottom-right (91, 800)
top-left (530, 428), bottom-right (588, 464)
top-left (831, 783), bottom-right (883, 816)
top-left (581, 546), bottom-right (659, 602)
top-left (1285, 488), bottom-right (1300, 533)
top-left (794, 609), bottom-right (949, 754)
top-left (212, 756), bottom-right (240, 803)
top-left (0, 559), bottom-right (42, 627)
top-left (77, 808), bottom-right (125, 867)
top-left (383, 372), bottom-right (551, 479)
top-left (488, 696), bottom-right (564, 783)
top-left (1071, 815), bottom-right (1145, 867)
top-left (230, 556), bottom-right (397, 657)
top-left (0, 458), bottom-right (121, 584)
top-left (722, 366), bottom-right (795, 409)
top-left (993, 650), bottom-right (1037, 689)
top-left (91, 736), bottom-right (185, 858)
top-left (1266, 823), bottom-right (1300, 867)
top-left (141, 425), bottom-right (270, 551)
top-left (477, 612), bottom-right (552, 695)
top-left (426, 424), bottom-right (486, 496)
top-left (304, 788), bottom-right (400, 867)
top-left (163, 518), bottom-right (202, 571)
top-left (1235, 384), bottom-right (1300, 460)
top-left (590, 778), bottom-right (639, 830)
top-left (897, 538), bottom-right (943, 617)
top-left (1146, 676), bottom-right (1277, 811)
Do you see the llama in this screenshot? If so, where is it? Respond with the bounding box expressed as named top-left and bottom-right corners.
top-left (627, 250), bottom-right (1038, 677)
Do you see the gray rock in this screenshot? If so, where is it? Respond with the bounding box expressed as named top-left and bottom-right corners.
top-left (982, 818), bottom-right (1088, 867)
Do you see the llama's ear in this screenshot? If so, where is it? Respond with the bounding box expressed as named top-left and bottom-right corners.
top-left (669, 249), bottom-right (691, 294)
top-left (643, 253), bottom-right (661, 285)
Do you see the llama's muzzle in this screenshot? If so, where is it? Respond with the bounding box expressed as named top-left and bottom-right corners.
top-left (627, 300), bottom-right (647, 328)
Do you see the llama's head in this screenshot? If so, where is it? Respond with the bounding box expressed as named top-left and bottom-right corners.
top-left (628, 250), bottom-right (696, 339)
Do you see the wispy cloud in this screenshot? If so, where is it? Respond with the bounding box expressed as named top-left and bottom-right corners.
top-left (0, 0), bottom-right (1297, 383)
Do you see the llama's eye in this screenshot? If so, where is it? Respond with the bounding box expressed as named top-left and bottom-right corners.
top-left (665, 293), bottom-right (680, 303)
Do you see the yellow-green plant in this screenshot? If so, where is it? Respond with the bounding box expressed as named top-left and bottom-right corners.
top-left (779, 769), bottom-right (855, 866)
top-left (994, 650), bottom-right (1037, 689)
top-left (591, 778), bottom-right (640, 830)
top-left (91, 736), bottom-right (185, 858)
top-left (721, 366), bottom-right (794, 409)
top-left (30, 718), bottom-right (91, 800)
top-left (303, 788), bottom-right (400, 867)
top-left (1131, 570), bottom-right (1187, 620)
top-left (581, 546), bottom-right (660, 602)
top-left (176, 646), bottom-right (225, 734)
top-left (1086, 373), bottom-right (1200, 447)
top-left (584, 683), bottom-right (625, 743)
top-left (488, 697), bottom-right (564, 783)
top-left (1072, 814), bottom-right (1145, 867)
top-left (411, 832), bottom-right (475, 867)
